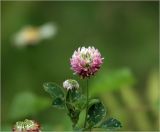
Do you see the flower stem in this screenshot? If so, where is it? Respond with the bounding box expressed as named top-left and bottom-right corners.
top-left (84, 79), bottom-right (89, 128)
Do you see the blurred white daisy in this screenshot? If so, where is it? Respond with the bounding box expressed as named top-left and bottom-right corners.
top-left (13, 22), bottom-right (57, 48)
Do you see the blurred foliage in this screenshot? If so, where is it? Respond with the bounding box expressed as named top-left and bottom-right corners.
top-left (147, 71), bottom-right (159, 110)
top-left (1, 1), bottom-right (159, 131)
top-left (9, 92), bottom-right (50, 120)
top-left (90, 68), bottom-right (135, 97)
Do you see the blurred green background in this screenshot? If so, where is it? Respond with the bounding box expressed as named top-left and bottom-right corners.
top-left (1, 1), bottom-right (159, 131)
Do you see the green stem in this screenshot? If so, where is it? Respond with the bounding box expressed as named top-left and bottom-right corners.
top-left (84, 79), bottom-right (89, 128)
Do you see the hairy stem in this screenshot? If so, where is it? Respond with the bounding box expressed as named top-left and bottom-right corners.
top-left (84, 79), bottom-right (89, 128)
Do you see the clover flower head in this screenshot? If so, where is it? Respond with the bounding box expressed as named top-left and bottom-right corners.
top-left (63, 79), bottom-right (79, 90)
top-left (12, 119), bottom-right (40, 132)
top-left (70, 46), bottom-right (104, 78)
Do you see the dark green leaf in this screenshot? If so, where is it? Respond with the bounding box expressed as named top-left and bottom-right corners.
top-left (100, 118), bottom-right (122, 129)
top-left (66, 89), bottom-right (81, 102)
top-left (52, 97), bottom-right (65, 109)
top-left (66, 89), bottom-right (86, 128)
top-left (66, 89), bottom-right (86, 110)
top-left (74, 95), bottom-right (87, 110)
top-left (66, 101), bottom-right (80, 128)
top-left (43, 82), bottom-right (64, 98)
top-left (87, 99), bottom-right (106, 127)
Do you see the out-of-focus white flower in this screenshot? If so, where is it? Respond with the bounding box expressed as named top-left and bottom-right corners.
top-left (13, 22), bottom-right (57, 48)
top-left (63, 79), bottom-right (79, 90)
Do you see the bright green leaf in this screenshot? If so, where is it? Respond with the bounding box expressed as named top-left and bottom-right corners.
top-left (87, 99), bottom-right (106, 127)
top-left (43, 82), bottom-right (64, 98)
top-left (88, 99), bottom-right (100, 106)
top-left (100, 118), bottom-right (122, 129)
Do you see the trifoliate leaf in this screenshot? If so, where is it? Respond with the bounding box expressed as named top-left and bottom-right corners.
top-left (43, 82), bottom-right (64, 98)
top-left (100, 118), bottom-right (122, 129)
top-left (87, 99), bottom-right (106, 127)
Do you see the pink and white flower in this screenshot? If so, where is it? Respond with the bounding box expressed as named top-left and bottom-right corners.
top-left (12, 119), bottom-right (41, 132)
top-left (70, 46), bottom-right (104, 78)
